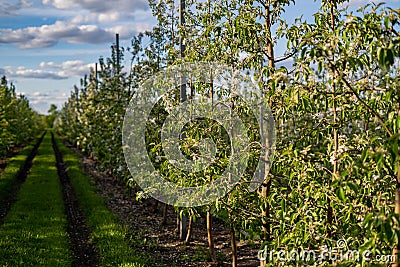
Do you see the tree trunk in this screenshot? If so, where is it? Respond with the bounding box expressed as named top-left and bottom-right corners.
top-left (177, 0), bottom-right (189, 242)
top-left (261, 180), bottom-right (271, 241)
top-left (207, 210), bottom-right (217, 263)
top-left (230, 224), bottom-right (237, 267)
top-left (327, 0), bottom-right (338, 239)
top-left (184, 214), bottom-right (193, 244)
top-left (178, 212), bottom-right (188, 241)
top-left (261, 3), bottom-right (274, 243)
top-left (393, 173), bottom-right (400, 267)
top-left (259, 7), bottom-right (275, 267)
top-left (392, 108), bottom-right (400, 267)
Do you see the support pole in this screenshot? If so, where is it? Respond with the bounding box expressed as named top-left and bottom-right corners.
top-left (178, 0), bottom-right (188, 242)
top-left (95, 63), bottom-right (98, 91)
top-left (116, 33), bottom-right (120, 73)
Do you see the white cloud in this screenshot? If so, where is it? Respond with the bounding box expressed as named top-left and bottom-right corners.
top-left (0, 0), bottom-right (31, 16)
top-left (53, 60), bottom-right (95, 77)
top-left (30, 101), bottom-right (54, 114)
top-left (14, 67), bottom-right (67, 80)
top-left (110, 23), bottom-right (152, 37)
top-left (70, 12), bottom-right (123, 24)
top-left (98, 12), bottom-right (121, 23)
top-left (5, 60), bottom-right (95, 80)
top-left (23, 91), bottom-right (68, 114)
top-left (42, 0), bottom-right (149, 23)
top-left (0, 21), bottom-right (107, 48)
top-left (32, 91), bottom-right (49, 97)
top-left (42, 0), bottom-right (148, 14)
top-left (39, 61), bottom-right (57, 68)
top-left (0, 0), bottom-right (155, 114)
top-left (341, 0), bottom-right (399, 7)
top-left (0, 20), bottom-right (143, 49)
top-left (0, 0), bottom-right (155, 49)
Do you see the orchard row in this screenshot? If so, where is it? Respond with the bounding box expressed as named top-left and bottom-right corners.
top-left (55, 1), bottom-right (400, 266)
top-left (0, 76), bottom-right (42, 157)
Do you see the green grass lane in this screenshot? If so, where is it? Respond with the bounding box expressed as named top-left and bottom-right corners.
top-left (55, 135), bottom-right (163, 267)
top-left (0, 132), bottom-right (72, 266)
top-left (0, 134), bottom-right (42, 208)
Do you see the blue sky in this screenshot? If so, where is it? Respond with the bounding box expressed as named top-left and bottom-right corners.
top-left (0, 0), bottom-right (399, 114)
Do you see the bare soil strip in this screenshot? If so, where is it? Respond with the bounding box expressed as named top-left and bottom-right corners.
top-left (0, 132), bottom-right (45, 224)
top-left (51, 133), bottom-right (100, 267)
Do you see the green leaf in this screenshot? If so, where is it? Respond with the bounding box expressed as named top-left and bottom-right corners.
top-left (384, 221), bottom-right (394, 241)
top-left (360, 238), bottom-right (375, 250)
top-left (386, 48), bottom-right (394, 66)
top-left (361, 148), bottom-right (368, 163)
top-left (347, 182), bottom-right (358, 194)
top-left (384, 16), bottom-right (390, 29)
top-left (377, 47), bottom-right (385, 68)
top-left (363, 213), bottom-right (374, 226)
top-left (281, 199), bottom-right (286, 213)
top-left (300, 47), bottom-right (307, 59)
top-left (336, 187), bottom-right (346, 202)
top-left (396, 116), bottom-right (400, 133)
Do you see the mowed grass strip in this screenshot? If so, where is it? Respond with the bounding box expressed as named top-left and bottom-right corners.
top-left (0, 134), bottom-right (42, 208)
top-left (55, 135), bottom-right (162, 267)
top-left (0, 132), bottom-right (72, 266)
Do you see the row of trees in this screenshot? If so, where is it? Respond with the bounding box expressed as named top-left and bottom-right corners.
top-left (55, 0), bottom-right (399, 266)
top-left (0, 76), bottom-right (43, 157)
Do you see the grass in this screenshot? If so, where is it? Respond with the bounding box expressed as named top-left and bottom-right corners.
top-left (0, 135), bottom-right (40, 207)
top-left (54, 134), bottom-right (164, 267)
top-left (180, 245), bottom-right (211, 262)
top-left (0, 132), bottom-right (72, 266)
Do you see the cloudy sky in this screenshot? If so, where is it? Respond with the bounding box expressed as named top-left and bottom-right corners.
top-left (0, 0), bottom-right (398, 114)
top-left (0, 0), bottom-right (154, 113)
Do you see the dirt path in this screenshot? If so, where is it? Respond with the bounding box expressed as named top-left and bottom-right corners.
top-left (0, 132), bottom-right (45, 224)
top-left (0, 132), bottom-right (262, 266)
top-left (67, 141), bottom-right (261, 267)
top-left (52, 133), bottom-right (100, 267)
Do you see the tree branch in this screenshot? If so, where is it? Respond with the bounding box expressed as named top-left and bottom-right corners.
top-left (275, 50), bottom-right (297, 63)
top-left (341, 76), bottom-right (393, 137)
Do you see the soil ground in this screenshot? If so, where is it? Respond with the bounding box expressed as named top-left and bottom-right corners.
top-left (52, 133), bottom-right (99, 266)
top-left (66, 140), bottom-right (262, 267)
